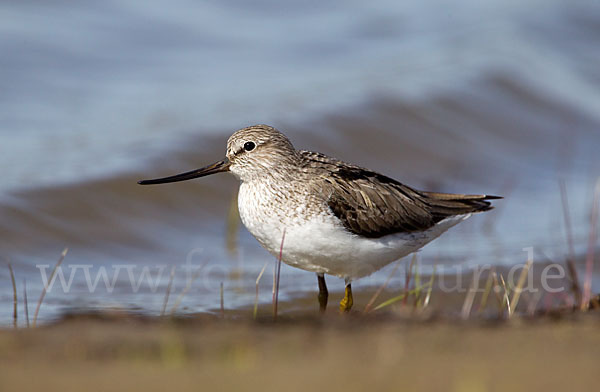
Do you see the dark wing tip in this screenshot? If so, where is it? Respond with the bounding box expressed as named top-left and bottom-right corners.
top-left (483, 195), bottom-right (503, 200)
top-left (476, 195), bottom-right (502, 212)
top-left (478, 203), bottom-right (494, 212)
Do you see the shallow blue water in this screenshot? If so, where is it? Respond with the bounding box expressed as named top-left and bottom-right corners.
top-left (1, 0), bottom-right (599, 326)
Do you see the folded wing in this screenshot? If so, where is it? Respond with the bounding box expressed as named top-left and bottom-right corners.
top-left (301, 151), bottom-right (500, 238)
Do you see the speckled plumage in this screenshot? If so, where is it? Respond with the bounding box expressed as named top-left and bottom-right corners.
top-left (139, 124), bottom-right (500, 305)
top-left (225, 125), bottom-right (499, 279)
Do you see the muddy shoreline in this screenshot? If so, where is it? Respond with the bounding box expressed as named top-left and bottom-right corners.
top-left (1, 310), bottom-right (599, 391)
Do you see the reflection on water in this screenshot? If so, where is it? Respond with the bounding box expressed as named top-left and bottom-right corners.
top-left (1, 0), bottom-right (599, 325)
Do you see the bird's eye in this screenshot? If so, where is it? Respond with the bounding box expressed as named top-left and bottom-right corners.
top-left (243, 141), bottom-right (256, 152)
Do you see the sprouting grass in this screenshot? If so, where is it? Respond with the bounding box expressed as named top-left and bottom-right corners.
top-left (370, 259), bottom-right (439, 313)
top-left (499, 274), bottom-right (511, 318)
top-left (253, 261), bottom-right (269, 319)
top-left (403, 254), bottom-right (417, 306)
top-left (509, 259), bottom-right (533, 315)
top-left (6, 179), bottom-right (600, 327)
top-left (32, 248), bottom-right (68, 328)
top-left (413, 258), bottom-right (423, 307)
top-left (364, 258), bottom-right (402, 313)
top-left (559, 179), bottom-right (582, 307)
top-left (372, 257), bottom-right (435, 312)
top-left (226, 192), bottom-right (241, 257)
top-left (527, 291), bottom-right (543, 316)
top-left (23, 279), bottom-right (30, 328)
top-left (477, 267), bottom-right (495, 315)
top-left (220, 282), bottom-right (225, 318)
top-left (169, 261), bottom-right (208, 315)
top-left (461, 272), bottom-right (478, 320)
top-left (272, 229), bottom-right (286, 321)
top-left (581, 178), bottom-right (600, 310)
top-left (373, 285), bottom-right (431, 311)
top-left (169, 261), bottom-right (208, 316)
top-left (421, 266), bottom-right (436, 308)
top-left (160, 265), bottom-right (176, 316)
top-left (7, 261), bottom-right (17, 329)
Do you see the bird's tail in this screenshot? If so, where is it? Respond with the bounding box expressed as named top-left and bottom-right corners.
top-left (420, 192), bottom-right (502, 218)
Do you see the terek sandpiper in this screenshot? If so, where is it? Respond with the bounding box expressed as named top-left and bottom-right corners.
top-left (139, 125), bottom-right (500, 312)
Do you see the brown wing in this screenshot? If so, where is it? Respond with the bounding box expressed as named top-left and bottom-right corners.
top-left (300, 151), bottom-right (500, 238)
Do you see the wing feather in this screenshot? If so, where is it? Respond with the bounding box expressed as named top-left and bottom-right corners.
top-left (300, 151), bottom-right (500, 238)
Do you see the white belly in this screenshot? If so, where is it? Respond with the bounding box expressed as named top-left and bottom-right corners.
top-left (238, 182), bottom-right (470, 279)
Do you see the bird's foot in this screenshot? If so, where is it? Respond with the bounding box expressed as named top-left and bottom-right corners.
top-left (339, 283), bottom-right (353, 313)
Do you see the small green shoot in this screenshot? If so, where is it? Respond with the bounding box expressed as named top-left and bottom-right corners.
top-left (509, 259), bottom-right (533, 315)
top-left (364, 258), bottom-right (402, 313)
top-left (477, 267), bottom-right (495, 314)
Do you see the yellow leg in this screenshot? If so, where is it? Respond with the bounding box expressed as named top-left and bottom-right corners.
top-left (339, 283), bottom-right (353, 313)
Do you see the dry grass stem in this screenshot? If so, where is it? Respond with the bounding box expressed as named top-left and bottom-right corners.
top-left (559, 179), bottom-right (582, 306)
top-left (527, 291), bottom-right (543, 316)
top-left (32, 248), bottom-right (68, 327)
top-left (169, 261), bottom-right (208, 315)
top-left (461, 271), bottom-right (478, 320)
top-left (403, 254), bottom-right (417, 306)
top-left (581, 178), bottom-right (600, 310)
top-left (253, 261), bottom-right (269, 319)
top-left (422, 266), bottom-right (436, 309)
top-left (413, 261), bottom-right (422, 307)
top-left (509, 259), bottom-right (533, 315)
top-left (7, 261), bottom-right (17, 328)
top-left (23, 279), bottom-right (30, 328)
top-left (478, 267), bottom-right (495, 314)
top-left (273, 229), bottom-right (286, 321)
top-left (220, 282), bottom-right (224, 318)
top-left (364, 259), bottom-right (402, 313)
top-left (160, 265), bottom-right (176, 316)
top-left (499, 274), bottom-right (512, 318)
top-left (225, 192), bottom-right (241, 256)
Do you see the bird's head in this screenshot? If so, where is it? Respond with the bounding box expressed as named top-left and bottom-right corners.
top-left (138, 124), bottom-right (297, 185)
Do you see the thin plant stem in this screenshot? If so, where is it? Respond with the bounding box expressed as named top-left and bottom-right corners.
top-left (478, 267), bottom-right (495, 314)
top-left (582, 179), bottom-right (600, 310)
top-left (499, 274), bottom-right (511, 318)
top-left (422, 265), bottom-right (436, 309)
top-left (491, 272), bottom-right (504, 318)
top-left (364, 259), bottom-right (402, 313)
top-left (509, 259), bottom-right (533, 315)
top-left (169, 261), bottom-right (208, 315)
top-left (226, 192), bottom-right (240, 256)
top-left (403, 254), bottom-right (417, 306)
top-left (559, 179), bottom-right (582, 307)
top-left (413, 260), bottom-right (422, 308)
top-left (33, 248), bottom-right (68, 328)
top-left (161, 265), bottom-right (176, 316)
top-left (220, 282), bottom-right (224, 318)
top-left (23, 279), bottom-right (30, 328)
top-left (373, 284), bottom-right (430, 311)
top-left (461, 269), bottom-right (479, 320)
top-left (253, 262), bottom-right (269, 320)
top-left (527, 291), bottom-right (543, 316)
top-left (7, 261), bottom-right (17, 329)
top-left (273, 229), bottom-right (286, 321)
